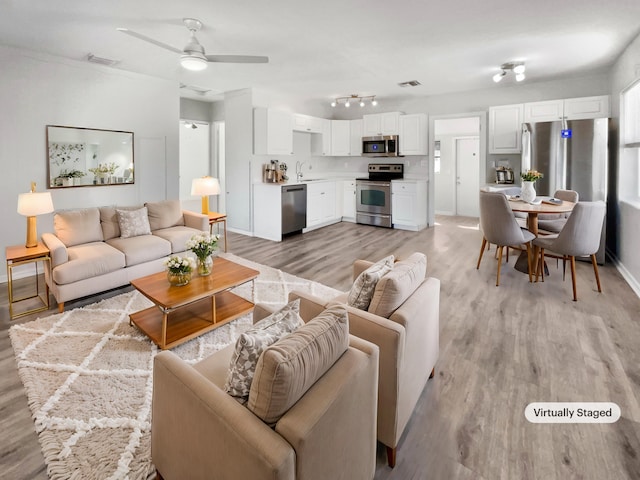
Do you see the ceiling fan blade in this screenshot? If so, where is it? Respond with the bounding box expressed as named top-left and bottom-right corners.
top-left (205, 54), bottom-right (269, 64)
top-left (117, 28), bottom-right (183, 54)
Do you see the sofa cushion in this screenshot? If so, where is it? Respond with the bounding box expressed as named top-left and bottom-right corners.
top-left (224, 299), bottom-right (303, 403)
top-left (100, 206), bottom-right (141, 240)
top-left (54, 208), bottom-right (103, 247)
top-left (116, 207), bottom-right (152, 238)
top-left (106, 235), bottom-right (171, 267)
top-left (52, 242), bottom-right (126, 285)
top-left (247, 305), bottom-right (349, 426)
top-left (145, 199), bottom-right (185, 231)
top-left (347, 255), bottom-right (394, 310)
top-left (153, 226), bottom-right (203, 254)
top-left (368, 252), bottom-right (427, 318)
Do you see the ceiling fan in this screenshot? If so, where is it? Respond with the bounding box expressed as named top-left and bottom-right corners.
top-left (117, 18), bottom-right (269, 71)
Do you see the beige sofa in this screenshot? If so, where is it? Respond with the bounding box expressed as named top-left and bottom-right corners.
top-left (152, 301), bottom-right (379, 480)
top-left (290, 252), bottom-right (440, 467)
top-left (42, 199), bottom-right (208, 311)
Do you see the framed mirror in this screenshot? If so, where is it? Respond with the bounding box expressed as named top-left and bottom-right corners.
top-left (46, 125), bottom-right (134, 188)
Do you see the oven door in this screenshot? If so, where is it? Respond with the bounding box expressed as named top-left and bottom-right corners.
top-left (356, 181), bottom-right (391, 215)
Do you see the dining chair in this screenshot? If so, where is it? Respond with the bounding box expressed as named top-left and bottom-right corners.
top-left (533, 201), bottom-right (606, 301)
top-left (477, 191), bottom-right (536, 286)
top-left (537, 189), bottom-right (579, 234)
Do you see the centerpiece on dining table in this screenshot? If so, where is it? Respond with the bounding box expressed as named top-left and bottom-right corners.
top-left (186, 232), bottom-right (220, 276)
top-left (520, 169), bottom-right (544, 203)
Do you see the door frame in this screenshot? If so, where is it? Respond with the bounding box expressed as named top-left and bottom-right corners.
top-left (429, 112), bottom-right (487, 224)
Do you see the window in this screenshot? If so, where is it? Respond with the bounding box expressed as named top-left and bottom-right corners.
top-left (434, 140), bottom-right (441, 174)
top-left (621, 79), bottom-right (640, 197)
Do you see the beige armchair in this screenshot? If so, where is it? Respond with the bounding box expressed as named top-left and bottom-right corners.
top-left (287, 254), bottom-right (440, 468)
top-left (151, 303), bottom-right (379, 480)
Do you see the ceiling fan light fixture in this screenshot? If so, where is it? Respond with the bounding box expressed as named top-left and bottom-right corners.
top-left (515, 72), bottom-right (526, 82)
top-left (180, 54), bottom-right (208, 71)
top-left (513, 63), bottom-right (526, 74)
top-left (493, 61), bottom-right (526, 83)
top-left (493, 71), bottom-right (506, 83)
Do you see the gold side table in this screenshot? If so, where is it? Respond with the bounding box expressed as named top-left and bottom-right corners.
top-left (207, 212), bottom-right (228, 252)
top-left (6, 242), bottom-right (51, 319)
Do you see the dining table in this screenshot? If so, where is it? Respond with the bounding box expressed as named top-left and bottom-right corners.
top-left (509, 197), bottom-right (576, 274)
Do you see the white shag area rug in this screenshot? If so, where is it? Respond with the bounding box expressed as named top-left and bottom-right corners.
top-left (9, 253), bottom-right (342, 480)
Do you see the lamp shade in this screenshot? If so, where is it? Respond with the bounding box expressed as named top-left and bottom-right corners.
top-left (17, 192), bottom-right (54, 217)
top-left (191, 176), bottom-right (220, 196)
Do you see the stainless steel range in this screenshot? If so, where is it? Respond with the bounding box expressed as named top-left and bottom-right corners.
top-left (356, 163), bottom-right (403, 228)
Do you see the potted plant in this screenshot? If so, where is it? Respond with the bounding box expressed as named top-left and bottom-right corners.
top-left (58, 169), bottom-right (86, 187)
top-left (89, 162), bottom-right (119, 184)
top-left (164, 255), bottom-right (195, 286)
top-left (520, 170), bottom-right (544, 203)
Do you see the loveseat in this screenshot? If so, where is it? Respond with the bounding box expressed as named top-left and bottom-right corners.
top-left (289, 252), bottom-right (440, 467)
top-left (42, 199), bottom-right (208, 311)
top-left (152, 301), bottom-right (379, 480)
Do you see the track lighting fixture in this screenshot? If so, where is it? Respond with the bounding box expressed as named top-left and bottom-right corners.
top-left (330, 94), bottom-right (378, 108)
top-left (492, 62), bottom-right (526, 83)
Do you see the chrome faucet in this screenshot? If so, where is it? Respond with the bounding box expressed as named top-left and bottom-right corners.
top-left (296, 161), bottom-right (305, 182)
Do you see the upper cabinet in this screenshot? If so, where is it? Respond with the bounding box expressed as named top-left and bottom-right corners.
top-left (363, 112), bottom-right (402, 136)
top-left (399, 113), bottom-right (428, 156)
top-left (350, 119), bottom-right (363, 156)
top-left (254, 107), bottom-right (293, 155)
top-left (311, 118), bottom-right (331, 156)
top-left (488, 104), bottom-right (524, 154)
top-left (331, 120), bottom-right (351, 156)
top-left (293, 113), bottom-right (324, 133)
top-left (524, 95), bottom-right (610, 122)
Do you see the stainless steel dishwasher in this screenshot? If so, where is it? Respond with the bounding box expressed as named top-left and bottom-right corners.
top-left (282, 184), bottom-right (307, 235)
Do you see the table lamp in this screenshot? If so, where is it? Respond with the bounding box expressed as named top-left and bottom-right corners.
top-left (191, 176), bottom-right (220, 214)
top-left (17, 182), bottom-right (54, 248)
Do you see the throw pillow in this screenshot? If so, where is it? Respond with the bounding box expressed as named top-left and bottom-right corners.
top-left (116, 207), bottom-right (152, 239)
top-left (347, 254), bottom-right (394, 310)
top-left (368, 252), bottom-right (427, 318)
top-left (224, 298), bottom-right (303, 402)
top-left (247, 305), bottom-right (349, 426)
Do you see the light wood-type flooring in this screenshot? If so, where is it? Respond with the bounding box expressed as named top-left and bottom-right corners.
top-left (2, 215), bottom-right (639, 479)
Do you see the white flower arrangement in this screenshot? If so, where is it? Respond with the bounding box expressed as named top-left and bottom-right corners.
top-left (186, 233), bottom-right (220, 259)
top-left (164, 255), bottom-right (195, 274)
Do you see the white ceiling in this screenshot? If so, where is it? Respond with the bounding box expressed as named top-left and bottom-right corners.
top-left (2, 0), bottom-right (640, 106)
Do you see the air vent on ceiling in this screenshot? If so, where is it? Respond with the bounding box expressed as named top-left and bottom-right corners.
top-left (86, 53), bottom-right (120, 66)
top-left (398, 80), bottom-right (422, 87)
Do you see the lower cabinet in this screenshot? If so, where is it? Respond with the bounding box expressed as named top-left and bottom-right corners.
top-left (391, 180), bottom-right (427, 231)
top-left (305, 181), bottom-right (340, 231)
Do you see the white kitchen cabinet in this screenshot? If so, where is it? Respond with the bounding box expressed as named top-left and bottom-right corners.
top-left (350, 119), bottom-right (363, 156)
top-left (305, 181), bottom-right (339, 230)
top-left (392, 180), bottom-right (427, 231)
top-left (293, 113), bottom-right (324, 133)
top-left (524, 95), bottom-right (610, 122)
top-left (488, 104), bottom-right (524, 154)
top-left (399, 113), bottom-right (428, 155)
top-left (254, 107), bottom-right (293, 155)
top-left (563, 95), bottom-right (610, 120)
top-left (311, 118), bottom-right (332, 156)
top-left (331, 120), bottom-right (351, 156)
top-left (342, 180), bottom-right (356, 222)
top-left (363, 112), bottom-right (402, 136)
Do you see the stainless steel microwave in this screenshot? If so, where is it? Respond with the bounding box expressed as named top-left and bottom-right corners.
top-left (362, 135), bottom-right (400, 157)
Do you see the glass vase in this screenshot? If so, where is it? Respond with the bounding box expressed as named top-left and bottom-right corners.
top-left (167, 270), bottom-right (191, 286)
top-left (197, 255), bottom-right (213, 276)
top-left (521, 181), bottom-right (536, 203)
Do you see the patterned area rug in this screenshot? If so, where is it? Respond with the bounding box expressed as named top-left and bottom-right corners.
top-left (9, 253), bottom-right (341, 479)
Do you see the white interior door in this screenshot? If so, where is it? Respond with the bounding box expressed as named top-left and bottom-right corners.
top-left (179, 120), bottom-right (210, 212)
top-left (455, 136), bottom-right (480, 217)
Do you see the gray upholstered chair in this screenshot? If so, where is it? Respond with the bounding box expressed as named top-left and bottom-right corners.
top-left (533, 201), bottom-right (606, 301)
top-left (537, 189), bottom-right (579, 234)
top-left (477, 190), bottom-right (536, 285)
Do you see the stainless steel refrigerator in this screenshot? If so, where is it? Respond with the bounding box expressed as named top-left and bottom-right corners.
top-left (521, 118), bottom-right (608, 262)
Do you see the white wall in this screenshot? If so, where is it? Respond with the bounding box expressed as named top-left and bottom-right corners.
top-left (0, 46), bottom-right (179, 281)
top-left (610, 31), bottom-right (640, 296)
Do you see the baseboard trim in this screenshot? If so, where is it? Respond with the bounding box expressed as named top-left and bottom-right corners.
top-left (607, 248), bottom-right (640, 299)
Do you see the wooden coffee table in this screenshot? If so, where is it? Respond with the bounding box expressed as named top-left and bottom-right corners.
top-left (130, 257), bottom-right (259, 349)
